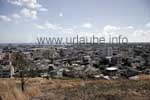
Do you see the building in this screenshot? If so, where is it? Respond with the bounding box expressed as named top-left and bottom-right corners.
top-left (0, 64), bottom-right (14, 78)
top-left (99, 47), bottom-right (113, 57)
top-left (105, 67), bottom-right (118, 76)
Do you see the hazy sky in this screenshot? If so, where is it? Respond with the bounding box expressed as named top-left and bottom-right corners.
top-left (0, 0), bottom-right (150, 43)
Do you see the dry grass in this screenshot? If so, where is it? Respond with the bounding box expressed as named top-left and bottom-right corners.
top-left (0, 78), bottom-right (41, 100)
top-left (0, 79), bottom-right (26, 100)
top-left (1, 76), bottom-right (150, 100)
top-left (29, 78), bottom-right (150, 100)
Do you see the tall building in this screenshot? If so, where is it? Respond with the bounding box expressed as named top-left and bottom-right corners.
top-left (99, 47), bottom-right (113, 57)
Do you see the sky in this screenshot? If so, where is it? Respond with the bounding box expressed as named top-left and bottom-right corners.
top-left (0, 0), bottom-right (150, 43)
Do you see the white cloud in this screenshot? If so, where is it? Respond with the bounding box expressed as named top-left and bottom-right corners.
top-left (82, 22), bottom-right (93, 28)
top-left (45, 22), bottom-right (62, 30)
top-left (59, 13), bottom-right (63, 17)
top-left (127, 26), bottom-right (133, 29)
top-left (128, 29), bottom-right (150, 42)
top-left (7, 0), bottom-right (47, 21)
top-left (146, 22), bottom-right (150, 28)
top-left (20, 8), bottom-right (37, 19)
top-left (133, 29), bottom-right (145, 36)
top-left (39, 8), bottom-right (48, 12)
top-left (33, 22), bottom-right (76, 34)
top-left (27, 2), bottom-right (41, 9)
top-left (0, 15), bottom-right (11, 22)
top-left (103, 25), bottom-right (120, 33)
top-left (33, 22), bottom-right (63, 31)
top-left (61, 27), bottom-right (76, 33)
top-left (33, 23), bottom-right (45, 30)
top-left (8, 0), bottom-right (47, 11)
top-left (8, 0), bottom-right (41, 9)
top-left (8, 0), bottom-right (22, 6)
top-left (103, 25), bottom-right (134, 33)
top-left (12, 14), bottom-right (21, 19)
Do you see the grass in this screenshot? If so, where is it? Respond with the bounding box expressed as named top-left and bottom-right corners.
top-left (30, 78), bottom-right (150, 100)
top-left (0, 78), bottom-right (26, 100)
top-left (0, 78), bottom-right (40, 100)
top-left (1, 76), bottom-right (150, 100)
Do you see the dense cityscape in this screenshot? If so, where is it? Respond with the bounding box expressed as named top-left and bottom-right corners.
top-left (1, 43), bottom-right (150, 80)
